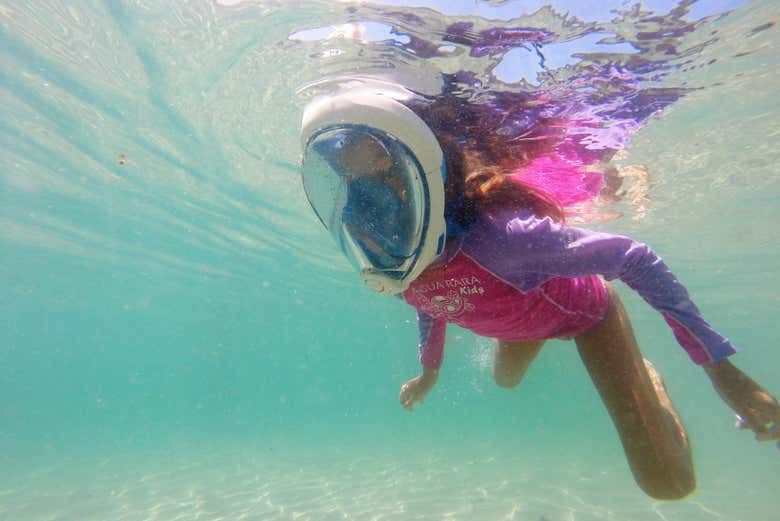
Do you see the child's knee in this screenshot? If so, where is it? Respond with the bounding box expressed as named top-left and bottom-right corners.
top-left (493, 369), bottom-right (522, 388)
top-left (637, 470), bottom-right (696, 500)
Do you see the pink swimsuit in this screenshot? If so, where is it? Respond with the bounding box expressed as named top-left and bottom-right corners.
top-left (401, 210), bottom-right (737, 370)
top-left (404, 251), bottom-right (608, 368)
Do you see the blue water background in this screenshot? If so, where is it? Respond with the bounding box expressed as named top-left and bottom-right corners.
top-left (1, 1), bottom-right (778, 519)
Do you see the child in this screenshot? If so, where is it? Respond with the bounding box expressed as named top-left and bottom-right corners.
top-left (299, 80), bottom-right (780, 500)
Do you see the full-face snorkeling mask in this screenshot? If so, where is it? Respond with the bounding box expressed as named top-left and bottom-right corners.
top-left (300, 83), bottom-right (447, 295)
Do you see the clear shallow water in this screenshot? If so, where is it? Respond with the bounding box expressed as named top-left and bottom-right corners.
top-left (1, 1), bottom-right (779, 520)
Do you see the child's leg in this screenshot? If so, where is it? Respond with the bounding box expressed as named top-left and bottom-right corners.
top-left (574, 284), bottom-right (695, 500)
top-left (493, 339), bottom-right (545, 388)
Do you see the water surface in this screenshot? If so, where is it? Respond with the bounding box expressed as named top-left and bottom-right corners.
top-left (1, 1), bottom-right (779, 519)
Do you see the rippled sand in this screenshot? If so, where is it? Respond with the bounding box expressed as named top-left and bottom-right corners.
top-left (2, 442), bottom-right (775, 521)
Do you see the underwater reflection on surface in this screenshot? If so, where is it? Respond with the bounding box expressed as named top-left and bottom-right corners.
top-left (1, 1), bottom-right (779, 520)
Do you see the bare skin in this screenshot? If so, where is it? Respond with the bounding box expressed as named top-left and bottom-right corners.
top-left (488, 287), bottom-right (695, 499)
top-left (340, 135), bottom-right (408, 201)
top-left (399, 340), bottom-right (543, 410)
top-left (340, 135), bottom-right (393, 176)
top-left (401, 284), bottom-right (695, 500)
top-left (574, 284), bottom-right (695, 500)
top-left (400, 367), bottom-right (439, 411)
top-left (493, 338), bottom-right (544, 388)
top-left (332, 98), bottom-right (780, 492)
top-left (702, 359), bottom-right (780, 441)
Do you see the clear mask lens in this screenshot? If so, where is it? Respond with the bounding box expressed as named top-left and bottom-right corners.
top-left (302, 126), bottom-right (428, 275)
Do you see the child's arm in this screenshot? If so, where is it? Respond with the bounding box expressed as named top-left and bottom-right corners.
top-left (468, 211), bottom-right (780, 442)
top-left (399, 311), bottom-right (446, 411)
top-left (468, 211), bottom-right (735, 365)
top-left (703, 359), bottom-right (780, 442)
top-left (400, 367), bottom-right (439, 411)
top-left (417, 311), bottom-right (447, 369)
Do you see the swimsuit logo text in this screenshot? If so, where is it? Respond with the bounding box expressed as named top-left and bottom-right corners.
top-left (412, 274), bottom-right (485, 319)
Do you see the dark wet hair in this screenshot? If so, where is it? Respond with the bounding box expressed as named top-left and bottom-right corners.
top-left (408, 95), bottom-right (566, 228)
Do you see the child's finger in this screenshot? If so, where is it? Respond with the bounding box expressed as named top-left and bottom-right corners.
top-left (737, 407), bottom-right (774, 434)
top-left (399, 388), bottom-right (411, 408)
top-left (754, 422), bottom-right (779, 442)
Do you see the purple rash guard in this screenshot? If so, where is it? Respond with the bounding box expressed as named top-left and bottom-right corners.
top-left (401, 210), bottom-right (737, 370)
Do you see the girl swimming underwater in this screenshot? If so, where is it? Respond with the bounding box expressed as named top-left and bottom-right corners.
top-left (299, 80), bottom-right (780, 500)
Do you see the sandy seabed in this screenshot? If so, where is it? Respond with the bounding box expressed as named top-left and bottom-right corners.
top-left (1, 442), bottom-right (775, 521)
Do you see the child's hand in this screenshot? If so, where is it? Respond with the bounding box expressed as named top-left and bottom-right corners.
top-left (729, 390), bottom-right (780, 443)
top-left (704, 359), bottom-right (780, 444)
top-left (399, 368), bottom-right (439, 412)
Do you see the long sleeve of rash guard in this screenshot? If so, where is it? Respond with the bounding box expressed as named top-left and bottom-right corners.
top-left (416, 310), bottom-right (447, 369)
top-left (461, 211), bottom-right (736, 364)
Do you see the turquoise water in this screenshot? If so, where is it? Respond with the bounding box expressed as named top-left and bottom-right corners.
top-left (1, 1), bottom-right (779, 520)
